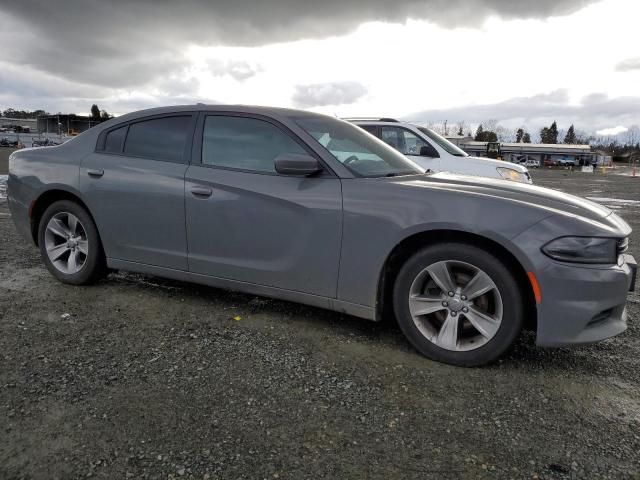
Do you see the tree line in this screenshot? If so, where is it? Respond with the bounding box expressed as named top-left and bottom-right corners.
top-left (1, 105), bottom-right (113, 121)
top-left (473, 120), bottom-right (580, 145)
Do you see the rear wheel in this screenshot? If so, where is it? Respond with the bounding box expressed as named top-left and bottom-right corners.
top-left (393, 243), bottom-right (524, 366)
top-left (38, 200), bottom-right (107, 285)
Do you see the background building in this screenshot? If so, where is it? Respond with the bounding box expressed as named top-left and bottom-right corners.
top-left (37, 114), bottom-right (100, 135)
top-left (446, 137), bottom-right (611, 166)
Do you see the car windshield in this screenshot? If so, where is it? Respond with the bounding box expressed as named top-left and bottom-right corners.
top-left (417, 127), bottom-right (469, 157)
top-left (293, 116), bottom-right (424, 177)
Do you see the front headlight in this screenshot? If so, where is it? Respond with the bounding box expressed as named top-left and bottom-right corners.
top-left (496, 167), bottom-right (528, 183)
top-left (542, 236), bottom-right (618, 264)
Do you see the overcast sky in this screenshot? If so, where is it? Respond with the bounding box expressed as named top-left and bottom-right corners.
top-left (1, 0), bottom-right (639, 136)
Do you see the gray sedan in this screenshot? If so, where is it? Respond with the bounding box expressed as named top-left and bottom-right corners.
top-left (7, 105), bottom-right (637, 366)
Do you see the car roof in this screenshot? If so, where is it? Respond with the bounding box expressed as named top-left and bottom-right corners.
top-left (347, 119), bottom-right (418, 128)
top-left (109, 104), bottom-right (330, 124)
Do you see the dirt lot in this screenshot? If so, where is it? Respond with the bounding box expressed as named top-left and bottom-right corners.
top-left (1, 169), bottom-right (639, 479)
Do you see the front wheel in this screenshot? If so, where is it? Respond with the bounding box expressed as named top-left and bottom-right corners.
top-left (38, 200), bottom-right (107, 285)
top-left (393, 243), bottom-right (524, 367)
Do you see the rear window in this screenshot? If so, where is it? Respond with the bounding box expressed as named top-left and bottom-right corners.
top-left (124, 116), bottom-right (191, 163)
top-left (103, 125), bottom-right (127, 153)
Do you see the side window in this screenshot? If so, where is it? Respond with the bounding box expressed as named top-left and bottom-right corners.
top-left (202, 116), bottom-right (307, 173)
top-left (381, 127), bottom-right (433, 156)
top-left (123, 116), bottom-right (191, 163)
top-left (103, 125), bottom-right (127, 153)
top-left (359, 125), bottom-right (379, 137)
top-left (401, 129), bottom-right (430, 155)
top-left (381, 127), bottom-right (403, 151)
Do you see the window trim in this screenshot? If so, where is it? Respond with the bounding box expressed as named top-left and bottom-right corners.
top-left (99, 124), bottom-right (128, 154)
top-left (95, 112), bottom-right (197, 164)
top-left (380, 125), bottom-right (440, 158)
top-left (192, 111), bottom-right (336, 177)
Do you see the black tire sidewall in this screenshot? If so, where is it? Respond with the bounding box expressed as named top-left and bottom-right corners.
top-left (393, 243), bottom-right (524, 367)
top-left (38, 200), bottom-right (104, 285)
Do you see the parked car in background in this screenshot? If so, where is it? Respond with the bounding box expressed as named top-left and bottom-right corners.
top-left (524, 159), bottom-right (540, 168)
top-left (8, 105), bottom-right (636, 366)
top-left (347, 118), bottom-right (532, 183)
top-left (0, 137), bottom-right (18, 147)
top-left (557, 158), bottom-right (578, 167)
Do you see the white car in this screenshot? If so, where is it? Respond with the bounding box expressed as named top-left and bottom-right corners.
top-left (349, 118), bottom-right (532, 184)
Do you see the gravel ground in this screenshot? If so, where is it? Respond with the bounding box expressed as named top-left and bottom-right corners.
top-left (1, 169), bottom-right (639, 480)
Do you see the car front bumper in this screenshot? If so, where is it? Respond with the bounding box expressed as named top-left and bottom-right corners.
top-left (534, 253), bottom-right (636, 347)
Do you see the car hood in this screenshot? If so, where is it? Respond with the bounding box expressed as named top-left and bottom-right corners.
top-left (395, 172), bottom-right (614, 222)
top-left (465, 155), bottom-right (528, 173)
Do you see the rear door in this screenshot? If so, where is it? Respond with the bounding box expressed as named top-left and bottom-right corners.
top-left (80, 114), bottom-right (195, 270)
top-left (185, 113), bottom-right (342, 297)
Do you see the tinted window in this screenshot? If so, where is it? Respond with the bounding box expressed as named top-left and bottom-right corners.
top-left (202, 116), bottom-right (306, 173)
top-left (124, 116), bottom-right (191, 163)
top-left (103, 125), bottom-right (127, 153)
top-left (359, 125), bottom-right (379, 136)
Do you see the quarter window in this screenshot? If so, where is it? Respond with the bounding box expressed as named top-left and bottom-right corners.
top-left (103, 125), bottom-right (127, 153)
top-left (202, 116), bottom-right (307, 173)
top-left (123, 116), bottom-right (191, 163)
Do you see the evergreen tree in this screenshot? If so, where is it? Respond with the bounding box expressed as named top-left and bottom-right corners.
top-left (540, 122), bottom-right (559, 144)
top-left (474, 124), bottom-right (484, 141)
top-left (516, 128), bottom-right (524, 143)
top-left (90, 104), bottom-right (101, 120)
top-left (549, 121), bottom-right (559, 143)
top-left (564, 124), bottom-right (577, 144)
top-left (522, 132), bottom-right (532, 143)
top-left (540, 127), bottom-right (550, 143)
top-left (474, 124), bottom-right (498, 142)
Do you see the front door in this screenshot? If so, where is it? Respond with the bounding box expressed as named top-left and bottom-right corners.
top-left (185, 114), bottom-right (342, 298)
top-left (80, 114), bottom-right (195, 270)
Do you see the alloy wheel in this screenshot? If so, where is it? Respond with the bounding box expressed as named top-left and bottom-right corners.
top-left (408, 260), bottom-right (503, 351)
top-left (44, 212), bottom-right (89, 274)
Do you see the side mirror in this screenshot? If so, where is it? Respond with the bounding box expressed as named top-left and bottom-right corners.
top-left (274, 153), bottom-right (322, 176)
top-left (419, 145), bottom-right (436, 157)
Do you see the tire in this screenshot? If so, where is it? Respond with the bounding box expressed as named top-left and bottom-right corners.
top-left (38, 200), bottom-right (107, 285)
top-left (392, 242), bottom-right (524, 367)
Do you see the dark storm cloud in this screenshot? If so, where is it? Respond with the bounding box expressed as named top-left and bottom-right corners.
top-left (405, 90), bottom-right (640, 133)
top-left (292, 82), bottom-right (367, 108)
top-left (615, 57), bottom-right (640, 72)
top-left (0, 0), bottom-right (595, 87)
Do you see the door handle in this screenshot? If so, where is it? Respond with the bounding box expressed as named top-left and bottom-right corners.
top-left (87, 169), bottom-right (104, 178)
top-left (190, 187), bottom-right (213, 198)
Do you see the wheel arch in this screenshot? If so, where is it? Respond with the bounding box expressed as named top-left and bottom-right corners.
top-left (30, 188), bottom-right (96, 246)
top-left (376, 229), bottom-right (537, 331)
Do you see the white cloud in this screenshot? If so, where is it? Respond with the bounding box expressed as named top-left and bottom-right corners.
top-left (616, 57), bottom-right (640, 72)
top-left (292, 82), bottom-right (368, 108)
top-left (596, 126), bottom-right (628, 136)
